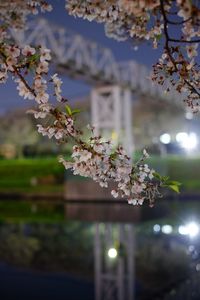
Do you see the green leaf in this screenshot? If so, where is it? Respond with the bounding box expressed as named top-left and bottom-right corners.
top-left (28, 53), bottom-right (39, 61)
top-left (155, 34), bottom-right (162, 41)
top-left (153, 172), bottom-right (169, 183)
top-left (65, 105), bottom-right (72, 116)
top-left (72, 109), bottom-right (81, 115)
top-left (166, 180), bottom-right (182, 186)
top-left (161, 175), bottom-right (169, 182)
top-left (110, 153), bottom-right (117, 160)
top-left (153, 172), bottom-right (162, 180)
top-left (168, 184), bottom-right (180, 193)
top-left (162, 182), bottom-right (181, 193)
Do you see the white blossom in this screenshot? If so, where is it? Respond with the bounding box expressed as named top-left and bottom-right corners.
top-left (111, 190), bottom-right (119, 198)
top-left (22, 45), bottom-right (36, 56)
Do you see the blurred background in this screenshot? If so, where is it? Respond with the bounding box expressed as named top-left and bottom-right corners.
top-left (1, 1), bottom-right (200, 299)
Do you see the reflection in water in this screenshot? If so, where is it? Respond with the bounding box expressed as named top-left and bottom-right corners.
top-left (0, 216), bottom-right (135, 299)
top-left (94, 223), bottom-right (135, 300)
top-left (0, 200), bottom-right (200, 299)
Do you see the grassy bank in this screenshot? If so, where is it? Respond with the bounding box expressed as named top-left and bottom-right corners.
top-left (148, 155), bottom-right (200, 192)
top-left (0, 158), bottom-right (65, 194)
top-left (0, 155), bottom-right (200, 194)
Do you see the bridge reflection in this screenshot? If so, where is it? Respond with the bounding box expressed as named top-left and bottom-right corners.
top-left (65, 195), bottom-right (169, 300)
top-left (0, 197), bottom-right (199, 299)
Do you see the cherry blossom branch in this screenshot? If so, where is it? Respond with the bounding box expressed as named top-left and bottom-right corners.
top-left (168, 38), bottom-right (200, 43)
top-left (166, 17), bottom-right (192, 25)
top-left (0, 0), bottom-right (184, 206)
top-left (13, 66), bottom-right (37, 97)
top-left (159, 0), bottom-right (200, 105)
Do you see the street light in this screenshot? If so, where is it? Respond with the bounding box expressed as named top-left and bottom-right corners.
top-left (176, 132), bottom-right (188, 143)
top-left (162, 225), bottom-right (173, 234)
top-left (108, 248), bottom-right (118, 259)
top-left (176, 132), bottom-right (198, 151)
top-left (160, 133), bottom-right (171, 144)
top-left (178, 222), bottom-right (199, 238)
top-left (178, 225), bottom-right (188, 235)
top-left (187, 222), bottom-right (199, 238)
top-left (153, 224), bottom-right (161, 233)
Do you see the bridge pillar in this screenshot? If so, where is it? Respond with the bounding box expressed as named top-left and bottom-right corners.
top-left (94, 223), bottom-right (135, 300)
top-left (91, 85), bottom-right (134, 156)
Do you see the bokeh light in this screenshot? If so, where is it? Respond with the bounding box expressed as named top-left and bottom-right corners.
top-left (160, 133), bottom-right (171, 144)
top-left (108, 248), bottom-right (118, 259)
top-left (161, 225), bottom-right (173, 234)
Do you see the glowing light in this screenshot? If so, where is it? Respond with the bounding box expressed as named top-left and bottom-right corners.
top-left (178, 222), bottom-right (199, 238)
top-left (176, 132), bottom-right (188, 143)
top-left (160, 133), bottom-right (171, 144)
top-left (176, 132), bottom-right (198, 150)
top-left (187, 222), bottom-right (199, 238)
top-left (178, 225), bottom-right (188, 235)
top-left (108, 248), bottom-right (118, 259)
top-left (162, 225), bottom-right (173, 234)
top-left (187, 133), bottom-right (198, 150)
top-left (153, 224), bottom-right (161, 233)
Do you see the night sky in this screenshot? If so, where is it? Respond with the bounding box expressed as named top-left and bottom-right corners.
top-left (0, 0), bottom-right (162, 114)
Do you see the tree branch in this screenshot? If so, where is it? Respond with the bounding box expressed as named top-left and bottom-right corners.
top-left (160, 0), bottom-right (200, 98)
top-left (169, 38), bottom-right (200, 43)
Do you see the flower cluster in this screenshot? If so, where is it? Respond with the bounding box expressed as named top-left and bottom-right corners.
top-left (0, 39), bottom-right (163, 206)
top-left (67, 0), bottom-right (200, 111)
top-left (0, 0), bottom-right (186, 206)
top-left (59, 140), bottom-right (160, 207)
top-left (66, 0), bottom-right (162, 47)
top-left (0, 1), bottom-right (52, 30)
top-left (10, 41), bottom-right (163, 205)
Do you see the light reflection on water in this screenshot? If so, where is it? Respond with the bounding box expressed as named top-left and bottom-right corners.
top-left (0, 199), bottom-right (200, 300)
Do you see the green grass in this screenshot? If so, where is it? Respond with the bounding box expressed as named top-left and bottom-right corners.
top-left (0, 158), bottom-right (65, 194)
top-left (147, 155), bottom-right (200, 192)
top-left (0, 155), bottom-right (200, 194)
top-left (0, 158), bottom-right (63, 176)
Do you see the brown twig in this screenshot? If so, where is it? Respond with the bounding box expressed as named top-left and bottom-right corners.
top-left (160, 0), bottom-right (200, 97)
